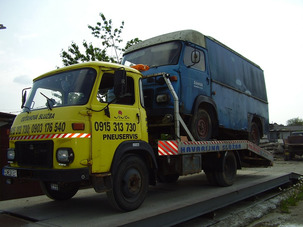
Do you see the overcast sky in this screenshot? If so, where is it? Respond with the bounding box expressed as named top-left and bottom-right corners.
top-left (1, 0), bottom-right (302, 125)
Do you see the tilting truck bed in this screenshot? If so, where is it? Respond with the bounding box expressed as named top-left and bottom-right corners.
top-left (159, 140), bottom-right (272, 161)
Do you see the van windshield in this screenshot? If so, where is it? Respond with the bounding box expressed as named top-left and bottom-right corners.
top-left (122, 41), bottom-right (182, 68)
top-left (23, 68), bottom-right (96, 112)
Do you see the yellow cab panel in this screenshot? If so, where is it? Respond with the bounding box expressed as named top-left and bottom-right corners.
top-left (90, 67), bottom-right (148, 173)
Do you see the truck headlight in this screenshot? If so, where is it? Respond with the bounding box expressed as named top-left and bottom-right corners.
top-left (7, 148), bottom-right (15, 162)
top-left (56, 148), bottom-right (74, 165)
top-left (156, 94), bottom-right (170, 103)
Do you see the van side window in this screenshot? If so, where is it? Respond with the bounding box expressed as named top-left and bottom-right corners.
top-left (97, 73), bottom-right (135, 105)
top-left (183, 46), bottom-right (205, 71)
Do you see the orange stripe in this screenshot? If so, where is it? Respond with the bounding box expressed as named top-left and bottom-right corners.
top-left (9, 133), bottom-right (91, 141)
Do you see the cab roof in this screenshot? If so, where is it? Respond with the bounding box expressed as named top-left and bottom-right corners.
top-left (34, 61), bottom-right (141, 81)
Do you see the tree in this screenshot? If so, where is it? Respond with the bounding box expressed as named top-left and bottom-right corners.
top-left (60, 13), bottom-right (141, 66)
top-left (287, 117), bottom-right (303, 126)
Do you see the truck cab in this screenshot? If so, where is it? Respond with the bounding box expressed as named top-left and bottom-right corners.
top-left (4, 62), bottom-right (157, 211)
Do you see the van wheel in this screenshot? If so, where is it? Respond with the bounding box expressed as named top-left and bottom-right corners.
top-left (107, 155), bottom-right (149, 211)
top-left (215, 151), bottom-right (237, 186)
top-left (191, 108), bottom-right (212, 141)
top-left (249, 122), bottom-right (260, 145)
top-left (40, 181), bottom-right (80, 200)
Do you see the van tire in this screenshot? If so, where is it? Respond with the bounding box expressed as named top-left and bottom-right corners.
top-left (249, 122), bottom-right (260, 145)
top-left (191, 108), bottom-right (212, 141)
top-left (107, 155), bottom-right (149, 211)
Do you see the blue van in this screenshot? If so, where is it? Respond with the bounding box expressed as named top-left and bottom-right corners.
top-left (122, 30), bottom-right (268, 144)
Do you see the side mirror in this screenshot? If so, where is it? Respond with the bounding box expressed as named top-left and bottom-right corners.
top-left (114, 69), bottom-right (127, 98)
top-left (21, 87), bottom-right (31, 109)
top-left (191, 50), bottom-right (200, 64)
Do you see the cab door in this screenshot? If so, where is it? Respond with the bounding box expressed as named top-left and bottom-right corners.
top-left (90, 72), bottom-right (143, 173)
top-left (180, 45), bottom-right (211, 114)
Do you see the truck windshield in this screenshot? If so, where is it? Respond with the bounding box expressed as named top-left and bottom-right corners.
top-left (23, 68), bottom-right (96, 111)
top-left (122, 41), bottom-right (182, 67)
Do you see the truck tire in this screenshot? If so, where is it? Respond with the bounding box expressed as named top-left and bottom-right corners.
top-left (107, 155), bottom-right (149, 211)
top-left (249, 122), bottom-right (260, 145)
top-left (215, 151), bottom-right (237, 187)
top-left (191, 108), bottom-right (212, 141)
top-left (40, 181), bottom-right (80, 201)
top-left (204, 171), bottom-right (218, 186)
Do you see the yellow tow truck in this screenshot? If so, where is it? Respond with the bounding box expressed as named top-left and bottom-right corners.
top-left (3, 62), bottom-right (272, 211)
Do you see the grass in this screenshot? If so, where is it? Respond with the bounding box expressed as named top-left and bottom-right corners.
top-left (279, 177), bottom-right (303, 213)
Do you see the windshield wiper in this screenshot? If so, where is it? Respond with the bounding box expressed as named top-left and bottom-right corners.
top-left (40, 92), bottom-right (55, 110)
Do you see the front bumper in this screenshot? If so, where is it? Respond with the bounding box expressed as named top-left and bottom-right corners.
top-left (2, 166), bottom-right (90, 182)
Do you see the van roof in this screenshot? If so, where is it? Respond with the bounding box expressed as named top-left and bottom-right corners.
top-left (124, 30), bottom-right (261, 69)
top-left (124, 30), bottom-right (206, 54)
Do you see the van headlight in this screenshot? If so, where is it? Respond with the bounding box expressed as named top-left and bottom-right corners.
top-left (156, 94), bottom-right (170, 103)
top-left (56, 148), bottom-right (74, 165)
top-left (7, 148), bottom-right (15, 162)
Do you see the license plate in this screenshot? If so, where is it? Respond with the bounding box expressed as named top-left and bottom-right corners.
top-left (2, 168), bottom-right (17, 178)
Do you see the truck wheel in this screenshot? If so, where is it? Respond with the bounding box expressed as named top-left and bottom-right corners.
top-left (40, 181), bottom-right (80, 200)
top-left (158, 173), bottom-right (179, 183)
top-left (191, 108), bottom-right (212, 141)
top-left (107, 155), bottom-right (149, 211)
top-left (204, 171), bottom-right (218, 186)
top-left (215, 151), bottom-right (237, 187)
top-left (249, 122), bottom-right (260, 145)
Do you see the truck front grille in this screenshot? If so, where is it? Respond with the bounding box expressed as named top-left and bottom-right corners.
top-left (15, 141), bottom-right (53, 168)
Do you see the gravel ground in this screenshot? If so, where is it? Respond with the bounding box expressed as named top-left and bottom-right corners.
top-left (248, 202), bottom-right (303, 227)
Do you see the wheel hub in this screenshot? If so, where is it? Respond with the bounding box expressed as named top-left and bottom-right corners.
top-left (122, 169), bottom-right (142, 198)
top-left (197, 118), bottom-right (208, 138)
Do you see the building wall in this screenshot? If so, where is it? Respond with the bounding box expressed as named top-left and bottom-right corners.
top-left (269, 124), bottom-right (303, 142)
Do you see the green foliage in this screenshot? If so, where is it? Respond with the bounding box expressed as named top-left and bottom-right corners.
top-left (124, 38), bottom-right (141, 51)
top-left (61, 40), bottom-right (110, 66)
top-left (279, 177), bottom-right (303, 213)
top-left (287, 117), bottom-right (303, 126)
top-left (280, 199), bottom-right (290, 213)
top-left (60, 13), bottom-right (141, 66)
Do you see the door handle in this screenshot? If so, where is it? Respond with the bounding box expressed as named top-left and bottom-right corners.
top-left (136, 113), bottom-right (140, 124)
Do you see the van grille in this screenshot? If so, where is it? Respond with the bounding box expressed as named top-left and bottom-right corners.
top-left (15, 141), bottom-right (53, 168)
